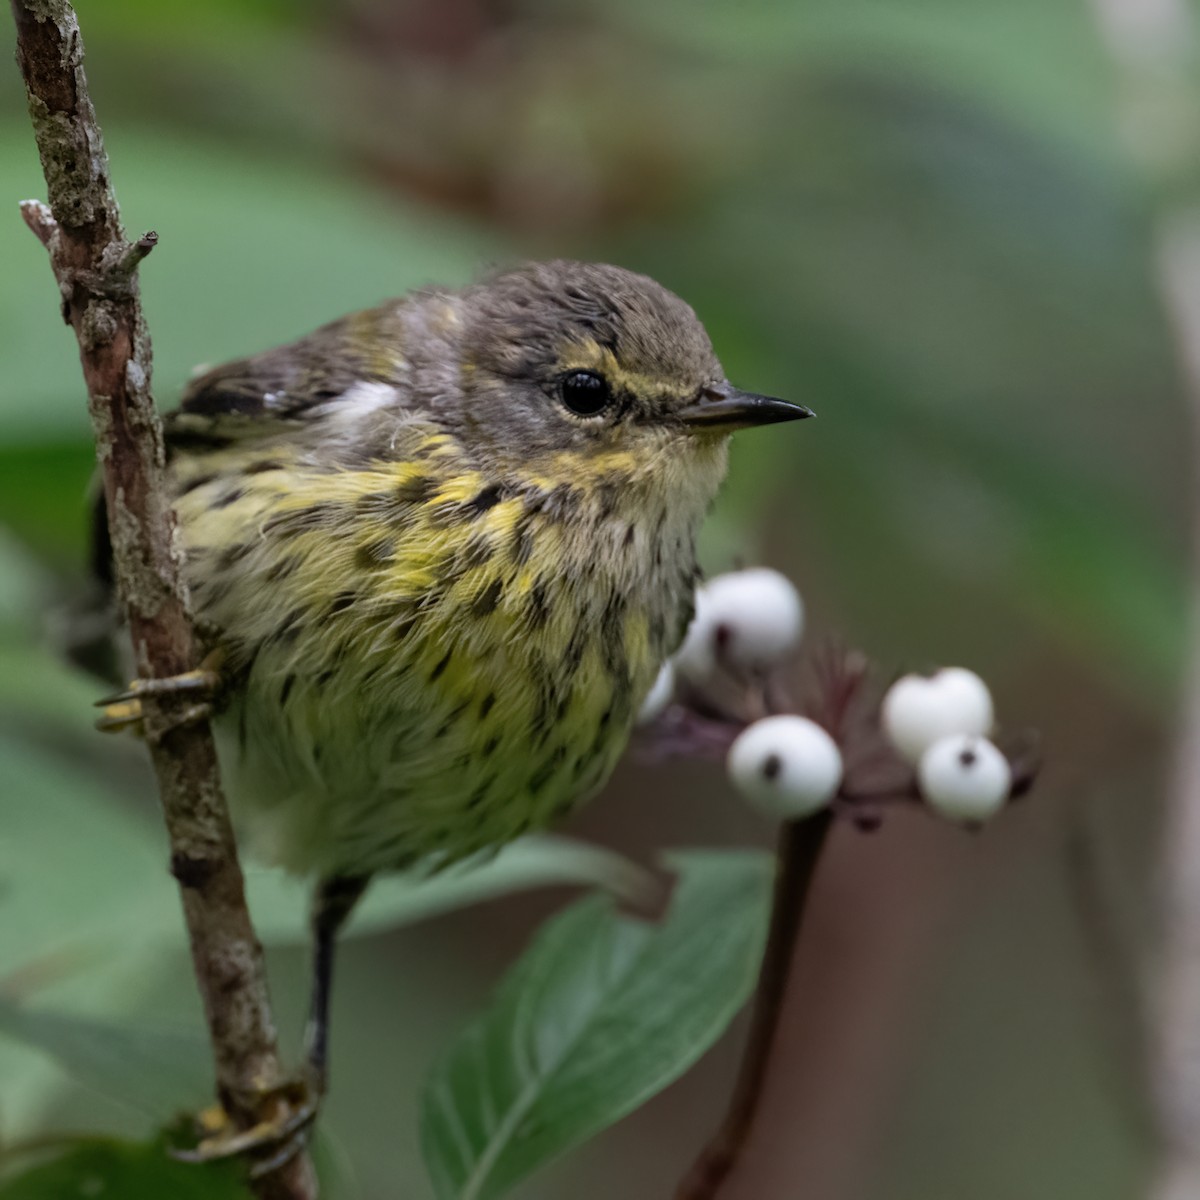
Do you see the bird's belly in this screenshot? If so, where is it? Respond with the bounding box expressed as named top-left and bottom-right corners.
top-left (215, 598), bottom-right (655, 878)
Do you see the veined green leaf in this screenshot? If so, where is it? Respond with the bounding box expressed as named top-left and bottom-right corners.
top-left (420, 849), bottom-right (772, 1200)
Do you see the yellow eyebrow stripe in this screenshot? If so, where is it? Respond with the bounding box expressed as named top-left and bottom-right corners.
top-left (555, 337), bottom-right (695, 401)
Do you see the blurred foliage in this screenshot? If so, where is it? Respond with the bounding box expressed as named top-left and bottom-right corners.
top-left (0, 0), bottom-right (1184, 1197)
top-left (0, 1137), bottom-right (246, 1200)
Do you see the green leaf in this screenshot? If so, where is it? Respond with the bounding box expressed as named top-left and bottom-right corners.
top-left (248, 834), bottom-right (663, 945)
top-left (0, 732), bottom-right (170, 981)
top-left (419, 849), bottom-right (773, 1200)
top-left (0, 1009), bottom-right (359, 1197)
top-left (0, 1000), bottom-right (211, 1119)
top-left (0, 1137), bottom-right (247, 1200)
top-left (0, 724), bottom-right (186, 1133)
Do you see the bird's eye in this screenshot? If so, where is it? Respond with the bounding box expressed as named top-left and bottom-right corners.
top-left (559, 370), bottom-right (612, 417)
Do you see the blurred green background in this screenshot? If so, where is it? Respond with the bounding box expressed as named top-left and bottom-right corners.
top-left (0, 1), bottom-right (1185, 1197)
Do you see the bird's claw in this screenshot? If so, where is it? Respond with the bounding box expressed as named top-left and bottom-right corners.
top-left (94, 695), bottom-right (214, 738)
top-left (95, 664), bottom-right (221, 707)
top-left (94, 697), bottom-right (149, 734)
top-left (94, 659), bottom-right (223, 738)
top-left (172, 1075), bottom-right (319, 1178)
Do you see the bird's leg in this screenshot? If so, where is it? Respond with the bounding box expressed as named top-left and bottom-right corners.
top-left (95, 649), bottom-right (225, 736)
top-left (304, 873), bottom-right (373, 1095)
top-left (173, 874), bottom-right (372, 1174)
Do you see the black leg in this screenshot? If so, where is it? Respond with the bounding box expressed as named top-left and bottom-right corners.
top-left (304, 873), bottom-right (371, 1094)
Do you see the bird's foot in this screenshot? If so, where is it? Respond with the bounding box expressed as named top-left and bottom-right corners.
top-left (94, 695), bottom-right (214, 737)
top-left (94, 656), bottom-right (223, 738)
top-left (172, 1075), bottom-right (319, 1179)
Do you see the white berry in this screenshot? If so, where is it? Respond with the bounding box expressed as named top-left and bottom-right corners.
top-left (675, 568), bottom-right (803, 684)
top-left (917, 734), bottom-right (1011, 822)
top-left (636, 660), bottom-right (676, 726)
top-left (726, 715), bottom-right (842, 820)
top-left (880, 668), bottom-right (994, 765)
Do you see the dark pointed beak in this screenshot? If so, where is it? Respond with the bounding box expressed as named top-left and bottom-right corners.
top-left (678, 384), bottom-right (814, 433)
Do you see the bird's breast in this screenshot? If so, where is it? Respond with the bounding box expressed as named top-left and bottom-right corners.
top-left (174, 447), bottom-right (703, 873)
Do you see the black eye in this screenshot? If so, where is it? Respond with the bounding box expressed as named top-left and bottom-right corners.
top-left (559, 370), bottom-right (612, 417)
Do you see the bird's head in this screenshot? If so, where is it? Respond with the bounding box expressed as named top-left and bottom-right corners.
top-left (439, 260), bottom-right (811, 495)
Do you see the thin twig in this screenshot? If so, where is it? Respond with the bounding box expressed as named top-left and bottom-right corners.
top-left (9, 4), bottom-right (315, 1196)
top-left (675, 811), bottom-right (834, 1200)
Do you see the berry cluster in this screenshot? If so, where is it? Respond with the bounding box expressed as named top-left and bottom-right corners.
top-left (636, 568), bottom-right (1038, 830)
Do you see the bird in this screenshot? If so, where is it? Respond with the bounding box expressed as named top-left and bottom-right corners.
top-left (88, 258), bottom-right (811, 1156)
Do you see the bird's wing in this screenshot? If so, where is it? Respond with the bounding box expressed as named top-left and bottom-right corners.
top-left (75, 301), bottom-right (422, 677)
top-left (164, 305), bottom-right (410, 450)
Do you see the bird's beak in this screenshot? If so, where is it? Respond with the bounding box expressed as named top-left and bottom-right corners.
top-left (678, 383), bottom-right (814, 433)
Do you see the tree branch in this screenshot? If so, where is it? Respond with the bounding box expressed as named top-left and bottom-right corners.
top-left (10, 4), bottom-right (315, 1196)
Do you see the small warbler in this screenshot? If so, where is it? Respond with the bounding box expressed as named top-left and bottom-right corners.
top-left (93, 259), bottom-right (810, 1130)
